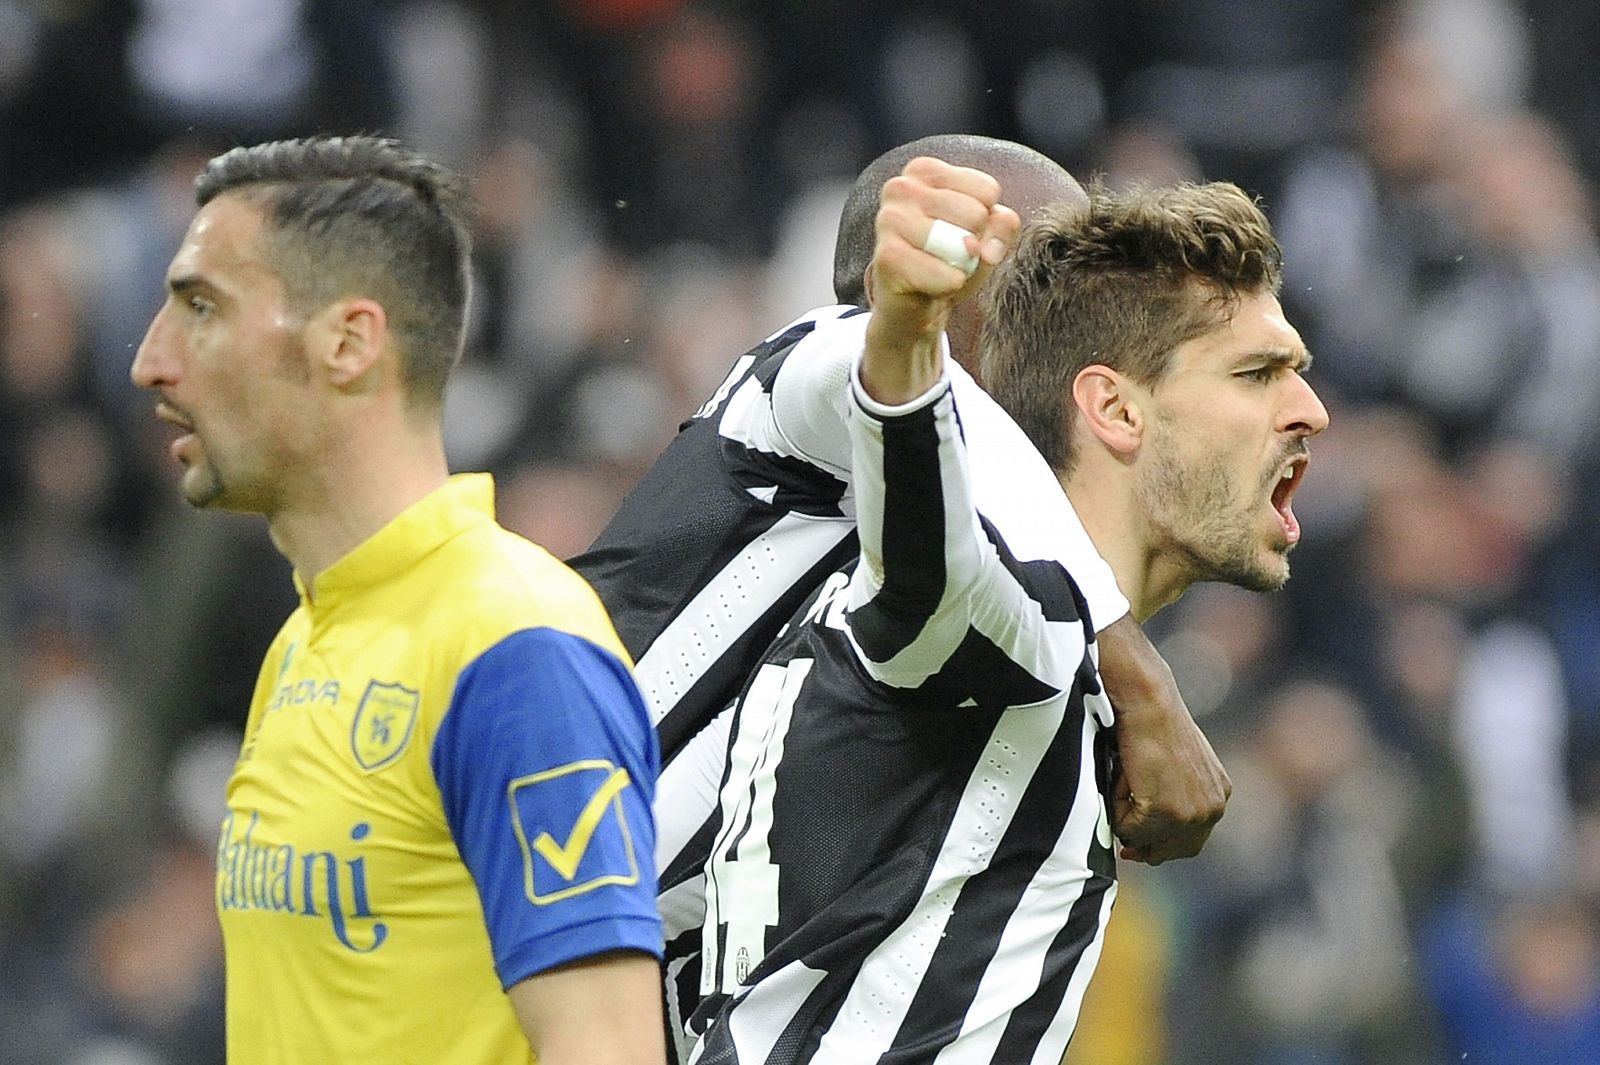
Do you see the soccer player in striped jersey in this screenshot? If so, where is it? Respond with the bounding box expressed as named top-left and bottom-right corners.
top-left (575, 138), bottom-right (1224, 871)
top-left (688, 164), bottom-right (1327, 1063)
top-left (571, 137), bottom-right (1231, 1057)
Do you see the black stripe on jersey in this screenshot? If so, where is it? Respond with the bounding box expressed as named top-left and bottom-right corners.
top-left (748, 306), bottom-right (868, 397)
top-left (573, 313), bottom-right (834, 665)
top-left (654, 530), bottom-right (859, 763)
top-left (881, 700), bottom-right (1091, 1063)
top-left (720, 436), bottom-right (850, 518)
top-left (989, 872), bottom-right (1114, 1062)
top-left (693, 689), bottom-right (998, 1061)
top-left (696, 966), bottom-right (864, 1065)
top-left (849, 400), bottom-right (948, 664)
top-left (681, 318), bottom-right (824, 433)
top-left (991, 725), bottom-right (1116, 1061)
top-left (858, 625), bottom-right (1059, 713)
top-left (576, 497), bottom-right (792, 671)
top-left (720, 332), bottom-right (861, 517)
top-left (665, 926), bottom-right (703, 1065)
top-left (977, 515), bottom-right (1089, 627)
top-left (1088, 727), bottom-right (1117, 879)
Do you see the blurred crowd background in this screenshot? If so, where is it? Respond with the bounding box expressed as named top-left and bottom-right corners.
top-left (1, 0), bottom-right (1598, 1062)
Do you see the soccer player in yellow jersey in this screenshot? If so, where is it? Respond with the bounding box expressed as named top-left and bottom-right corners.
top-left (130, 136), bottom-right (667, 1065)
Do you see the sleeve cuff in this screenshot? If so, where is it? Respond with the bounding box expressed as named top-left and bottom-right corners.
top-left (848, 338), bottom-right (954, 419)
top-left (497, 913), bottom-right (665, 990)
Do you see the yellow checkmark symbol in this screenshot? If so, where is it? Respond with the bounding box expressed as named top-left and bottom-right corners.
top-left (531, 767), bottom-right (632, 881)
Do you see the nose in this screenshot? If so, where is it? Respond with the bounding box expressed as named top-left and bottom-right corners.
top-left (1281, 371), bottom-right (1330, 438)
top-left (130, 305), bottom-right (175, 390)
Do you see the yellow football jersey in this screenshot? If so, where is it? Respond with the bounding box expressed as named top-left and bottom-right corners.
top-left (217, 474), bottom-right (661, 1063)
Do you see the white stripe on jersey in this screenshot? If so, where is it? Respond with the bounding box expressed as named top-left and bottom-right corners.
top-left (931, 706), bottom-right (1114, 1065)
top-left (1027, 888), bottom-right (1117, 1065)
top-left (951, 367), bottom-right (1129, 635)
top-left (843, 375), bottom-right (1093, 699)
top-left (717, 322), bottom-right (858, 489)
top-left (704, 658), bottom-right (814, 994)
top-left (689, 959), bottom-right (829, 1065)
top-left (657, 703), bottom-right (733, 933)
top-left (843, 378), bottom-right (986, 690)
top-left (633, 515), bottom-right (849, 723)
top-left (718, 374), bottom-right (798, 466)
top-left (808, 697), bottom-right (1072, 1064)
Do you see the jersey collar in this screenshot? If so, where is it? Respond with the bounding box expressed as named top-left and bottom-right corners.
top-left (296, 473), bottom-right (496, 609)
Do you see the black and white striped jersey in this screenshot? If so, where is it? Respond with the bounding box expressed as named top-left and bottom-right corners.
top-left (689, 365), bottom-right (1120, 1065)
top-left (571, 304), bottom-right (869, 1056)
top-left (571, 305), bottom-right (1128, 1061)
top-left (571, 305), bottom-right (870, 768)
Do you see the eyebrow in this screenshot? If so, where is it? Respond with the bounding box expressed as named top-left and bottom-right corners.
top-left (1249, 347), bottom-right (1314, 373)
top-left (166, 274), bottom-right (218, 299)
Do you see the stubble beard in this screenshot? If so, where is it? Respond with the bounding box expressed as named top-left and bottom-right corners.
top-left (179, 341), bottom-right (306, 513)
top-left (1138, 430), bottom-right (1290, 595)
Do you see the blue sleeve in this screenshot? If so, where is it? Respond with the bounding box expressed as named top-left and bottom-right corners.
top-left (432, 627), bottom-right (663, 989)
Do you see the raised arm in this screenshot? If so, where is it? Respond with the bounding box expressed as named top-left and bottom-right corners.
top-left (847, 159), bottom-right (1230, 861)
top-left (858, 157), bottom-right (1013, 405)
top-left (844, 160), bottom-right (1095, 708)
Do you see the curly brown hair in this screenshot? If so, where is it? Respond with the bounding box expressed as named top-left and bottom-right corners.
top-left (981, 181), bottom-right (1283, 475)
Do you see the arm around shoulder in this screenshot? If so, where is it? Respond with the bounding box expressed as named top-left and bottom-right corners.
top-left (1097, 614), bottom-right (1231, 864)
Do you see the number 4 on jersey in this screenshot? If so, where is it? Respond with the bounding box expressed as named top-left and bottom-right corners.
top-left (703, 657), bottom-right (813, 992)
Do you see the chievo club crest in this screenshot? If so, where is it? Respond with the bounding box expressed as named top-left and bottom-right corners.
top-left (352, 680), bottom-right (421, 771)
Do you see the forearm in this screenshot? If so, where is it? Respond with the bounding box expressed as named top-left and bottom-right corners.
top-left (860, 299), bottom-right (949, 406)
top-left (844, 370), bottom-right (985, 684)
top-left (1097, 614), bottom-right (1181, 710)
top-left (509, 950), bottom-right (667, 1065)
top-left (1098, 614), bottom-right (1231, 863)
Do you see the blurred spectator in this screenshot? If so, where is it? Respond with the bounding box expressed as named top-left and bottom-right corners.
top-left (1454, 619), bottom-right (1576, 895)
top-left (46, 138), bottom-right (225, 427)
top-left (876, 11), bottom-right (982, 143)
top-left (0, 0), bottom-right (143, 206)
top-left (497, 460), bottom-right (630, 562)
top-left (1107, 0), bottom-right (1376, 198)
top-left (1528, 0), bottom-right (1600, 190)
top-left (1275, 24), bottom-right (1475, 402)
top-left (126, 0), bottom-right (396, 142)
top-left (1421, 892), bottom-right (1600, 1064)
top-left (383, 0), bottom-right (493, 168)
top-left (1172, 678), bottom-right (1430, 1065)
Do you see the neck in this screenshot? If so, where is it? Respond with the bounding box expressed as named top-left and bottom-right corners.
top-left (1062, 464), bottom-right (1193, 623)
top-left (266, 408), bottom-right (449, 589)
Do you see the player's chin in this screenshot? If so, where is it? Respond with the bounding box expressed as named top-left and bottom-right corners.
top-left (1248, 544), bottom-right (1293, 592)
top-left (181, 465), bottom-right (226, 510)
top-left (1212, 542), bottom-right (1291, 594)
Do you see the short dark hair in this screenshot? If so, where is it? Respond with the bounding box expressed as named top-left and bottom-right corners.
top-left (832, 134), bottom-right (1079, 307)
top-left (983, 181), bottom-right (1284, 475)
top-left (196, 136), bottom-right (472, 410)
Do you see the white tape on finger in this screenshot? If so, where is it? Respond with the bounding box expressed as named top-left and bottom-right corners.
top-left (922, 218), bottom-right (979, 277)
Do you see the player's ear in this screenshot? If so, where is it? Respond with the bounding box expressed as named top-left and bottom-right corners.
top-left (862, 264), bottom-right (876, 308)
top-left (308, 297), bottom-right (389, 392)
top-left (1072, 365), bottom-right (1142, 457)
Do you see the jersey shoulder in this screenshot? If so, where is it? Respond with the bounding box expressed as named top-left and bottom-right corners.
top-left (424, 521), bottom-right (632, 668)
